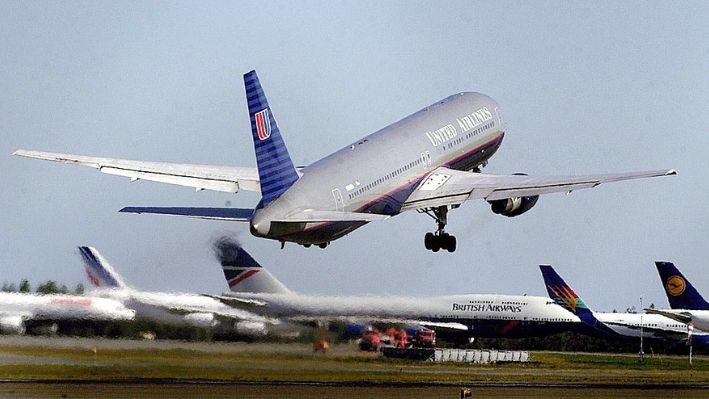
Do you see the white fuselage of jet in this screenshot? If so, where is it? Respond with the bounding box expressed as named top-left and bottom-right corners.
top-left (225, 291), bottom-right (580, 338)
top-left (88, 288), bottom-right (275, 333)
top-left (0, 292), bottom-right (134, 334)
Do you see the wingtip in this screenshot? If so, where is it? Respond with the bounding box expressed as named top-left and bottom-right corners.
top-left (666, 169), bottom-right (678, 176)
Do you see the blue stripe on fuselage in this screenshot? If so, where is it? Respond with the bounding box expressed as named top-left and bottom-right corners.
top-left (299, 132), bottom-right (504, 235)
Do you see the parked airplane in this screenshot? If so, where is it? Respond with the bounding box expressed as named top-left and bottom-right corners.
top-left (540, 265), bottom-right (709, 344)
top-left (77, 246), bottom-right (279, 335)
top-left (0, 291), bottom-right (134, 335)
top-left (14, 71), bottom-right (676, 252)
top-left (215, 244), bottom-right (581, 340)
top-left (646, 261), bottom-right (709, 333)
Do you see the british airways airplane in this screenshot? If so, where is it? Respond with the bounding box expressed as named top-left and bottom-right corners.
top-left (14, 71), bottom-right (675, 252)
top-left (216, 244), bottom-right (580, 340)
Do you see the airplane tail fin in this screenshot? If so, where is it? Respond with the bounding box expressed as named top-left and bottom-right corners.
top-left (221, 244), bottom-right (290, 294)
top-left (539, 265), bottom-right (618, 337)
top-left (78, 246), bottom-right (126, 289)
top-left (244, 70), bottom-right (300, 208)
top-left (655, 261), bottom-right (709, 310)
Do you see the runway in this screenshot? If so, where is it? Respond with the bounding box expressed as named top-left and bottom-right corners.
top-left (0, 382), bottom-right (708, 399)
top-left (0, 335), bottom-right (707, 398)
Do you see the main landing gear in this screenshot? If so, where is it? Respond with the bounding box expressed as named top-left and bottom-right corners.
top-left (300, 242), bottom-right (329, 249)
top-left (421, 206), bottom-right (457, 253)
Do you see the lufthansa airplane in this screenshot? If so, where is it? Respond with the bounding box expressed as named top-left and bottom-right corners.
top-left (14, 71), bottom-right (675, 252)
top-left (646, 262), bottom-right (709, 334)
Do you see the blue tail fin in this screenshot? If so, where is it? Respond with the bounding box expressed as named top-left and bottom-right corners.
top-left (655, 261), bottom-right (709, 310)
top-left (539, 265), bottom-right (618, 337)
top-left (78, 246), bottom-right (126, 289)
top-left (244, 70), bottom-right (299, 208)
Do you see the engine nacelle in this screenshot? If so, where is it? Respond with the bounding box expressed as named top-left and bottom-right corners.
top-left (0, 316), bottom-right (26, 335)
top-left (234, 320), bottom-right (268, 336)
top-left (183, 312), bottom-right (217, 328)
top-left (489, 195), bottom-right (539, 217)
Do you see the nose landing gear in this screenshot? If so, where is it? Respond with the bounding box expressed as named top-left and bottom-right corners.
top-left (420, 206), bottom-right (457, 253)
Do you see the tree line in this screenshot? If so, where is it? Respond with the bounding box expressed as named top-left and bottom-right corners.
top-left (1, 279), bottom-right (85, 295)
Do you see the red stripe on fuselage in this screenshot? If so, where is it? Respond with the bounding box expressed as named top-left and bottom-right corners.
top-left (497, 320), bottom-right (521, 335)
top-left (301, 131), bottom-right (504, 233)
top-left (228, 269), bottom-right (260, 288)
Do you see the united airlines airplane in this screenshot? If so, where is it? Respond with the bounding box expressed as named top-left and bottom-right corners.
top-left (77, 246), bottom-right (279, 335)
top-left (14, 71), bottom-right (675, 252)
top-left (540, 265), bottom-right (709, 345)
top-left (646, 261), bottom-right (709, 334)
top-left (215, 244), bottom-right (580, 339)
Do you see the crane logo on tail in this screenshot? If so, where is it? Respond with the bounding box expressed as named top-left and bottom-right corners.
top-left (254, 109), bottom-right (272, 141)
top-left (666, 275), bottom-right (686, 296)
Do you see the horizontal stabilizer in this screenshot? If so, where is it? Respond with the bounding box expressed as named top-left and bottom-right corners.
top-left (275, 210), bottom-right (390, 223)
top-left (13, 149), bottom-right (261, 193)
top-left (120, 207), bottom-right (254, 221)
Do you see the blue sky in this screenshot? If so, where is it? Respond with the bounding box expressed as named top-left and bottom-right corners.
top-left (1, 1), bottom-right (707, 311)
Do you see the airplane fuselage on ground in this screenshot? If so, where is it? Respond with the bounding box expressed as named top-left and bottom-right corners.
top-left (226, 292), bottom-right (578, 339)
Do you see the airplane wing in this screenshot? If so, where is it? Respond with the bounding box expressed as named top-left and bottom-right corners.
top-left (407, 320), bottom-right (468, 331)
top-left (13, 150), bottom-right (261, 193)
top-left (401, 167), bottom-right (677, 211)
top-left (645, 308), bottom-right (693, 324)
top-left (120, 207), bottom-right (255, 221)
top-left (205, 295), bottom-right (268, 309)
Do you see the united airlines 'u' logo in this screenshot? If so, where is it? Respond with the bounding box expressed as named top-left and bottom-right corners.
top-left (666, 275), bottom-right (686, 296)
top-left (255, 109), bottom-right (272, 141)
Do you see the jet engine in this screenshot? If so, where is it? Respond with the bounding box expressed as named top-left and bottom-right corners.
top-left (488, 195), bottom-right (539, 217)
top-left (0, 315), bottom-right (26, 335)
top-left (183, 312), bottom-right (218, 328)
top-left (234, 320), bottom-right (268, 336)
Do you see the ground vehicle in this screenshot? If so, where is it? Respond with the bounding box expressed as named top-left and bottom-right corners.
top-left (359, 329), bottom-right (381, 351)
top-left (412, 328), bottom-right (436, 348)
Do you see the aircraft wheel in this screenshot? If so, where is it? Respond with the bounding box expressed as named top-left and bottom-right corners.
top-left (424, 232), bottom-right (434, 249)
top-left (317, 243), bottom-right (328, 249)
top-left (430, 237), bottom-right (441, 252)
top-left (439, 233), bottom-right (450, 250)
top-left (446, 235), bottom-right (457, 252)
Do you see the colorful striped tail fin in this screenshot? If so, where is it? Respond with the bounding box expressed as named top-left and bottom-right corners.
top-left (220, 244), bottom-right (290, 294)
top-left (655, 261), bottom-right (709, 310)
top-left (243, 70), bottom-right (299, 208)
top-left (539, 265), bottom-right (618, 337)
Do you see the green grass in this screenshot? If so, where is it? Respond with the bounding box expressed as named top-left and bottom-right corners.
top-left (0, 344), bottom-right (706, 386)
